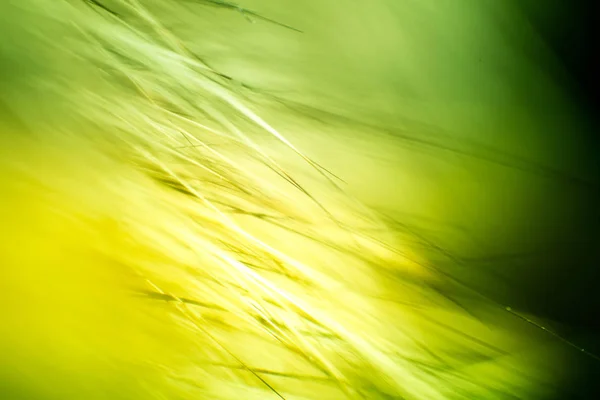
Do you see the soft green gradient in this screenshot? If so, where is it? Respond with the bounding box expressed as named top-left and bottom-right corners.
top-left (0, 1), bottom-right (595, 399)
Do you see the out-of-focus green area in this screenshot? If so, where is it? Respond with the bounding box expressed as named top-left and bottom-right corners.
top-left (1, 1), bottom-right (597, 399)
top-left (165, 0), bottom-right (597, 303)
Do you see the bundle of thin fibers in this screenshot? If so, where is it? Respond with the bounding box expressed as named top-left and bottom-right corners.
top-left (0, 1), bottom-right (593, 399)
